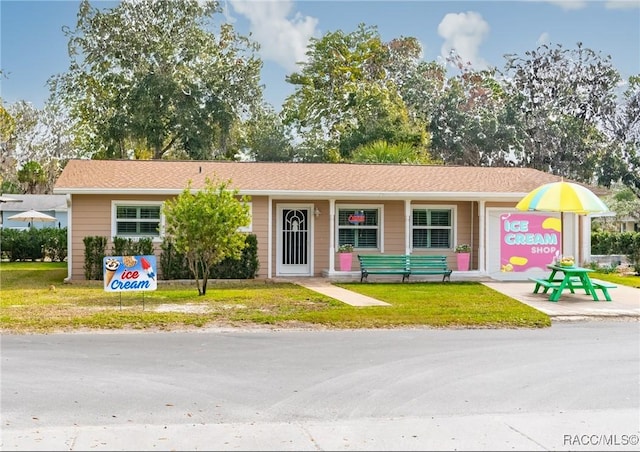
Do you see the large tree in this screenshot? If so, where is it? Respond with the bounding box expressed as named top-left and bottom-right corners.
top-left (162, 177), bottom-right (251, 296)
top-left (49, 0), bottom-right (264, 160)
top-left (283, 24), bottom-right (427, 162)
top-left (501, 43), bottom-right (622, 182)
top-left (2, 100), bottom-right (78, 194)
top-left (597, 76), bottom-right (640, 197)
top-left (236, 105), bottom-right (294, 162)
top-left (0, 102), bottom-right (19, 193)
top-left (429, 53), bottom-right (522, 166)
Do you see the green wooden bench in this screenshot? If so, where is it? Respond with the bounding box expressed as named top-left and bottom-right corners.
top-left (357, 255), bottom-right (410, 282)
top-left (406, 255), bottom-right (452, 282)
top-left (357, 254), bottom-right (452, 283)
top-left (589, 279), bottom-right (617, 302)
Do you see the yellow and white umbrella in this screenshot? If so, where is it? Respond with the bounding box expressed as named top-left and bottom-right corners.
top-left (516, 181), bottom-right (610, 256)
top-left (516, 181), bottom-right (610, 215)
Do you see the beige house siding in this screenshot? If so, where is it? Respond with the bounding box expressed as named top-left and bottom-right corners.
top-left (54, 160), bottom-right (602, 281)
top-left (247, 196), bottom-right (269, 279)
top-left (313, 200), bottom-right (330, 276)
top-left (452, 201), bottom-right (479, 270)
top-left (66, 195), bottom-right (510, 279)
top-left (69, 194), bottom-right (167, 280)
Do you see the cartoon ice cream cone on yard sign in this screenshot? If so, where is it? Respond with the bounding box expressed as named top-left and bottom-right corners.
top-left (104, 258), bottom-right (120, 286)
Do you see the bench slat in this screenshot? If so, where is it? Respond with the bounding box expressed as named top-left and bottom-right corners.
top-left (406, 255), bottom-right (452, 282)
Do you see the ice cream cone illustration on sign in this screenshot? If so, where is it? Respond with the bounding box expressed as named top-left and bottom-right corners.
top-left (140, 257), bottom-right (156, 280)
top-left (104, 258), bottom-right (120, 287)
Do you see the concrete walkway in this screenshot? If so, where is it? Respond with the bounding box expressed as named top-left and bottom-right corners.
top-left (294, 277), bottom-right (640, 319)
top-left (483, 280), bottom-right (640, 319)
top-left (294, 278), bottom-right (390, 306)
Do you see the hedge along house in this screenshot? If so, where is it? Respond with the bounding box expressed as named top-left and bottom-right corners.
top-left (53, 159), bottom-right (598, 282)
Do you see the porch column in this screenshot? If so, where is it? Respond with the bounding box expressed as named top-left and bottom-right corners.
top-left (267, 196), bottom-right (273, 278)
top-left (329, 199), bottom-right (336, 272)
top-left (478, 200), bottom-right (486, 273)
top-left (580, 215), bottom-right (591, 265)
top-left (405, 200), bottom-right (411, 254)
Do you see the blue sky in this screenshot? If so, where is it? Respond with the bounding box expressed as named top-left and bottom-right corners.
top-left (2, 0), bottom-right (639, 110)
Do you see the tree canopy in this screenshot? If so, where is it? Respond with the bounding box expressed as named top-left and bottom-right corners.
top-left (282, 24), bottom-right (429, 162)
top-left (3, 15), bottom-right (638, 197)
top-left (49, 0), bottom-right (264, 160)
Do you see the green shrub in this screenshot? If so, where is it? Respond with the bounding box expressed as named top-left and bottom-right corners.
top-left (210, 233), bottom-right (260, 279)
top-left (43, 227), bottom-right (68, 262)
top-left (0, 228), bottom-right (66, 261)
top-left (159, 233), bottom-right (259, 280)
top-left (112, 236), bottom-right (154, 256)
top-left (591, 231), bottom-right (640, 273)
top-left (159, 239), bottom-right (192, 280)
top-left (83, 236), bottom-right (108, 280)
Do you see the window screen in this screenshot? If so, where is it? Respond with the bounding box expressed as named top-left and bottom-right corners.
top-left (116, 205), bottom-right (161, 237)
top-left (337, 208), bottom-right (379, 249)
top-left (412, 208), bottom-right (452, 249)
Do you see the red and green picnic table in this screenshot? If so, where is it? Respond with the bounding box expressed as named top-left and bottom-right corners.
top-left (530, 264), bottom-right (616, 302)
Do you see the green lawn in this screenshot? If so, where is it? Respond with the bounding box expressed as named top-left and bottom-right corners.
top-left (0, 261), bottom-right (561, 333)
top-left (589, 270), bottom-right (640, 288)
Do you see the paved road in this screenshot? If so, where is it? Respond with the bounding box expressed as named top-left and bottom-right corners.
top-left (2, 322), bottom-right (639, 451)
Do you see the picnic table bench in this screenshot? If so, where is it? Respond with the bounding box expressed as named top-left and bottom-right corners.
top-left (357, 254), bottom-right (452, 283)
top-left (529, 264), bottom-right (617, 302)
top-left (589, 279), bottom-right (617, 301)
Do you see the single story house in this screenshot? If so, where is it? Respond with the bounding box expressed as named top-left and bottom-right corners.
top-left (53, 160), bottom-right (600, 282)
top-left (0, 194), bottom-right (68, 230)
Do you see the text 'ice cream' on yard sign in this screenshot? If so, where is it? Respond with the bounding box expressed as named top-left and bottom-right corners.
top-left (103, 255), bottom-right (157, 292)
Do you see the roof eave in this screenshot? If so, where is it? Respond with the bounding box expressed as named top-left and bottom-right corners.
top-left (53, 188), bottom-right (529, 202)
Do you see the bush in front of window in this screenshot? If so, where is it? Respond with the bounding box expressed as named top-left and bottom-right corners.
top-left (160, 233), bottom-right (259, 280)
top-left (112, 236), bottom-right (154, 257)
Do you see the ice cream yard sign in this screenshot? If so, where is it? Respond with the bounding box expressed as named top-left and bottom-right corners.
top-left (103, 255), bottom-right (157, 292)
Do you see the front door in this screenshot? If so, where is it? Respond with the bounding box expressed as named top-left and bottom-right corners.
top-left (277, 206), bottom-right (312, 276)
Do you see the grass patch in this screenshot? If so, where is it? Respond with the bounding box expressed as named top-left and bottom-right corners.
top-left (334, 282), bottom-right (551, 328)
top-left (590, 271), bottom-right (640, 288)
top-left (1, 262), bottom-right (552, 333)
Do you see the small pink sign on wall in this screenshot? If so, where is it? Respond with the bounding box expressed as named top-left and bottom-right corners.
top-left (500, 213), bottom-right (561, 273)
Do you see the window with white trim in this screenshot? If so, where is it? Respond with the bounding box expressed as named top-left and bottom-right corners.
top-left (412, 207), bottom-right (452, 249)
top-left (113, 202), bottom-right (162, 239)
top-left (337, 207), bottom-right (380, 249)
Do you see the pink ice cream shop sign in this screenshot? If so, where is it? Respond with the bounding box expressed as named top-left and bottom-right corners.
top-left (499, 213), bottom-right (561, 273)
top-left (103, 255), bottom-right (158, 292)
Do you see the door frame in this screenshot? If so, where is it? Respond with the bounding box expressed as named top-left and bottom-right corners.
top-left (275, 203), bottom-right (315, 276)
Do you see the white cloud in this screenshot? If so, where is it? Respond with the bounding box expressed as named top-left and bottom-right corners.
top-left (437, 11), bottom-right (490, 69)
top-left (537, 32), bottom-right (551, 46)
top-left (229, 0), bottom-right (319, 73)
top-left (545, 1), bottom-right (588, 10)
top-left (605, 0), bottom-right (640, 9)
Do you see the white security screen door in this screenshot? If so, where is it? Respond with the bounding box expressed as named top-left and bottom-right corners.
top-left (277, 206), bottom-right (312, 275)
